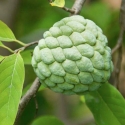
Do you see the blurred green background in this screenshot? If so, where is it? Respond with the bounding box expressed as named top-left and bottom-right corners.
top-left (0, 0), bottom-right (122, 125)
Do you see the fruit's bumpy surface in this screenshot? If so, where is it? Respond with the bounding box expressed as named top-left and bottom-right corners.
top-left (32, 15), bottom-right (113, 95)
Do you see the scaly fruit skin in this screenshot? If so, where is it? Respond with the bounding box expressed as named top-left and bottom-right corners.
top-left (32, 15), bottom-right (113, 95)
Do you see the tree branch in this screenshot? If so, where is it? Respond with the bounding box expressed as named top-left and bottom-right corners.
top-left (15, 41), bottom-right (38, 53)
top-left (71, 0), bottom-right (86, 15)
top-left (14, 77), bottom-right (41, 125)
top-left (111, 29), bottom-right (124, 55)
top-left (62, 0), bottom-right (86, 15)
top-left (112, 0), bottom-right (125, 55)
top-left (62, 6), bottom-right (75, 14)
top-left (48, 0), bottom-right (86, 14)
top-left (112, 0), bottom-right (125, 88)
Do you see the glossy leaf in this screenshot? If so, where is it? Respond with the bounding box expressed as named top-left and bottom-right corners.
top-left (85, 83), bottom-right (125, 125)
top-left (0, 20), bottom-right (16, 41)
top-left (50, 0), bottom-right (65, 7)
top-left (21, 49), bottom-right (32, 65)
top-left (0, 53), bottom-right (25, 125)
top-left (0, 41), bottom-right (4, 46)
top-left (31, 116), bottom-right (64, 125)
top-left (0, 55), bottom-right (4, 62)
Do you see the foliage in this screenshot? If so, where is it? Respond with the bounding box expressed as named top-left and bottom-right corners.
top-left (50, 0), bottom-right (65, 7)
top-left (31, 115), bottom-right (64, 125)
top-left (0, 20), bottom-right (16, 42)
top-left (85, 83), bottom-right (125, 125)
top-left (0, 53), bottom-right (24, 125)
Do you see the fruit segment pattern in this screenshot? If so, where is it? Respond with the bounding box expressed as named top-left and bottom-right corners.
top-left (32, 15), bottom-right (113, 95)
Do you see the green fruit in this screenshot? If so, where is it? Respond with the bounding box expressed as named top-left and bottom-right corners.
top-left (32, 15), bottom-right (113, 95)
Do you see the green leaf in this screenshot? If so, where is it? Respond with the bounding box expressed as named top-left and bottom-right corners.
top-left (31, 116), bottom-right (64, 125)
top-left (50, 0), bottom-right (65, 7)
top-left (0, 20), bottom-right (16, 41)
top-left (85, 83), bottom-right (125, 125)
top-left (0, 41), bottom-right (4, 46)
top-left (21, 49), bottom-right (32, 65)
top-left (0, 55), bottom-right (4, 62)
top-left (0, 53), bottom-right (25, 125)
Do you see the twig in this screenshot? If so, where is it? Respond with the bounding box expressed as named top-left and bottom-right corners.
top-left (113, 28), bottom-right (124, 88)
top-left (48, 0), bottom-right (86, 15)
top-left (62, 0), bottom-right (86, 15)
top-left (111, 29), bottom-right (124, 55)
top-left (48, 0), bottom-right (75, 14)
top-left (1, 45), bottom-right (15, 53)
top-left (111, 42), bottom-right (122, 55)
top-left (15, 41), bottom-right (38, 53)
top-left (112, 0), bottom-right (125, 55)
top-left (14, 77), bottom-right (41, 125)
top-left (15, 40), bottom-right (27, 46)
top-left (112, 0), bottom-right (125, 88)
top-left (62, 6), bottom-right (75, 14)
top-left (71, 0), bottom-right (86, 15)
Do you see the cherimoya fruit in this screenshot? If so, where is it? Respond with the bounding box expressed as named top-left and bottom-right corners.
top-left (32, 15), bottom-right (113, 95)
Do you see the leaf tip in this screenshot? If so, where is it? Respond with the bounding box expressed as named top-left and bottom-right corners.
top-left (50, 0), bottom-right (65, 8)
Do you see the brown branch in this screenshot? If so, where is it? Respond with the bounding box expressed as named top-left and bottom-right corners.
top-left (112, 0), bottom-right (125, 88)
top-left (48, 0), bottom-right (75, 14)
top-left (113, 29), bottom-right (124, 88)
top-left (71, 0), bottom-right (86, 15)
top-left (62, 6), bottom-right (75, 14)
top-left (48, 0), bottom-right (86, 15)
top-left (62, 0), bottom-right (86, 15)
top-left (111, 42), bottom-right (122, 55)
top-left (15, 41), bottom-right (38, 53)
top-left (14, 77), bottom-right (41, 125)
top-left (112, 0), bottom-right (125, 55)
top-left (111, 29), bottom-right (124, 55)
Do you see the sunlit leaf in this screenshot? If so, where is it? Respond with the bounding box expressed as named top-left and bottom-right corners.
top-left (31, 116), bottom-right (64, 125)
top-left (50, 0), bottom-right (65, 7)
top-left (0, 53), bottom-right (25, 125)
top-left (0, 41), bottom-right (4, 46)
top-left (0, 55), bottom-right (4, 62)
top-left (0, 20), bottom-right (16, 42)
top-left (85, 83), bottom-right (125, 125)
